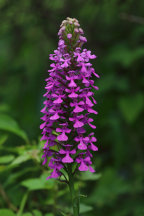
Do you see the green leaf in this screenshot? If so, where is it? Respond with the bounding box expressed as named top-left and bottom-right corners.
top-left (21, 173), bottom-right (55, 191)
top-left (4, 167), bottom-right (38, 187)
top-left (0, 134), bottom-right (8, 145)
top-left (80, 203), bottom-right (93, 214)
top-left (88, 168), bottom-right (131, 206)
top-left (80, 171), bottom-right (101, 181)
top-left (0, 104), bottom-right (10, 112)
top-left (0, 165), bottom-right (6, 172)
top-left (59, 212), bottom-right (67, 216)
top-left (45, 214), bottom-right (53, 216)
top-left (0, 209), bottom-right (15, 216)
top-left (118, 93), bottom-right (144, 123)
top-left (0, 155), bottom-right (15, 164)
top-left (9, 149), bottom-right (40, 167)
top-left (0, 114), bottom-right (28, 141)
top-left (33, 210), bottom-right (42, 216)
top-left (21, 178), bottom-right (46, 191)
top-left (22, 213), bottom-right (32, 216)
top-left (10, 154), bottom-right (30, 166)
top-left (108, 44), bottom-right (144, 67)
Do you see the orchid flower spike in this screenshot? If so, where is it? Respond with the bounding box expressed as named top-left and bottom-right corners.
top-left (40, 17), bottom-right (99, 180)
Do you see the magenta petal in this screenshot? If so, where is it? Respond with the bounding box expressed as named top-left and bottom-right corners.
top-left (82, 77), bottom-right (89, 84)
top-left (91, 137), bottom-right (97, 142)
top-left (45, 84), bottom-right (53, 90)
top-left (90, 54), bottom-right (96, 59)
top-left (89, 123), bottom-right (96, 129)
top-left (41, 115), bottom-right (47, 121)
top-left (76, 157), bottom-right (81, 163)
top-left (53, 97), bottom-right (63, 104)
top-left (41, 106), bottom-right (46, 113)
top-left (74, 120), bottom-right (84, 128)
top-left (56, 128), bottom-right (62, 132)
top-left (86, 97), bottom-right (93, 107)
top-left (57, 132), bottom-right (68, 141)
top-left (68, 92), bottom-right (78, 98)
top-left (50, 113), bottom-right (60, 120)
top-left (90, 143), bottom-right (98, 151)
top-left (59, 149), bottom-right (66, 154)
top-left (81, 65), bottom-right (87, 73)
top-left (69, 117), bottom-right (74, 121)
top-left (93, 85), bottom-right (99, 90)
top-left (65, 128), bottom-right (71, 133)
top-left (62, 153), bottom-right (73, 163)
top-left (79, 36), bottom-right (87, 42)
top-left (91, 96), bottom-right (97, 104)
top-left (68, 79), bottom-right (77, 87)
top-left (40, 134), bottom-right (47, 141)
top-left (83, 137), bottom-right (89, 142)
top-left (73, 106), bottom-right (84, 113)
top-left (61, 61), bottom-right (69, 68)
top-left (84, 156), bottom-right (91, 162)
top-left (49, 108), bottom-right (54, 113)
top-left (66, 75), bottom-right (70, 80)
top-left (92, 69), bottom-right (100, 78)
top-left (40, 122), bottom-right (46, 129)
top-left (42, 157), bottom-right (47, 165)
top-left (70, 102), bottom-right (74, 107)
top-left (70, 149), bottom-right (76, 154)
top-left (88, 108), bottom-right (98, 115)
top-left (47, 169), bottom-right (61, 179)
top-left (77, 55), bottom-right (83, 62)
top-left (67, 33), bottom-right (72, 39)
top-left (77, 127), bottom-right (86, 133)
top-left (78, 142), bottom-right (87, 150)
top-left (79, 161), bottom-right (88, 171)
top-left (89, 166), bottom-right (95, 173)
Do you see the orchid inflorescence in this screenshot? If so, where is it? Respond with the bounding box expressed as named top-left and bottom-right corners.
top-left (40, 17), bottom-right (99, 180)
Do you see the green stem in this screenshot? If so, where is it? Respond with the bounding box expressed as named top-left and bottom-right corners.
top-left (68, 165), bottom-right (79, 216)
top-left (17, 191), bottom-right (29, 216)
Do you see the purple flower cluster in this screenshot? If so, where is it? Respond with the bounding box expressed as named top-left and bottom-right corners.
top-left (40, 17), bottom-right (99, 179)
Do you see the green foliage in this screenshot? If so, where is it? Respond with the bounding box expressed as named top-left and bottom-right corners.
top-left (0, 209), bottom-right (15, 216)
top-left (79, 171), bottom-right (101, 181)
top-left (0, 155), bottom-right (15, 164)
top-left (0, 0), bottom-right (144, 215)
top-left (0, 134), bottom-right (8, 145)
top-left (118, 93), bottom-right (144, 123)
top-left (45, 214), bottom-right (53, 216)
top-left (107, 45), bottom-right (144, 67)
top-left (88, 168), bottom-right (131, 206)
top-left (79, 203), bottom-right (93, 214)
top-left (22, 213), bottom-right (32, 216)
top-left (0, 114), bottom-right (28, 141)
top-left (32, 210), bottom-right (43, 216)
top-left (21, 173), bottom-right (55, 191)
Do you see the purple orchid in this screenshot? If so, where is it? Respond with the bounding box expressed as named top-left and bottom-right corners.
top-left (56, 123), bottom-right (71, 141)
top-left (59, 145), bottom-right (76, 163)
top-left (40, 17), bottom-right (99, 179)
top-left (76, 154), bottom-right (95, 172)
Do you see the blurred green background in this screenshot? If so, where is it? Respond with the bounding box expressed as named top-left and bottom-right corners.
top-left (0, 0), bottom-right (144, 216)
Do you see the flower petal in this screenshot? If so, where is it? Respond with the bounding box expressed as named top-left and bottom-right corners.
top-left (74, 120), bottom-right (84, 128)
top-left (79, 161), bottom-right (88, 171)
top-left (57, 132), bottom-right (68, 141)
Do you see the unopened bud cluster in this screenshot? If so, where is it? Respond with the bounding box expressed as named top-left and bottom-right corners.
top-left (58, 17), bottom-right (87, 50)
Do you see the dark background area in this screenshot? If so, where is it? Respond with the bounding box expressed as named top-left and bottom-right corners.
top-left (0, 0), bottom-right (144, 216)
